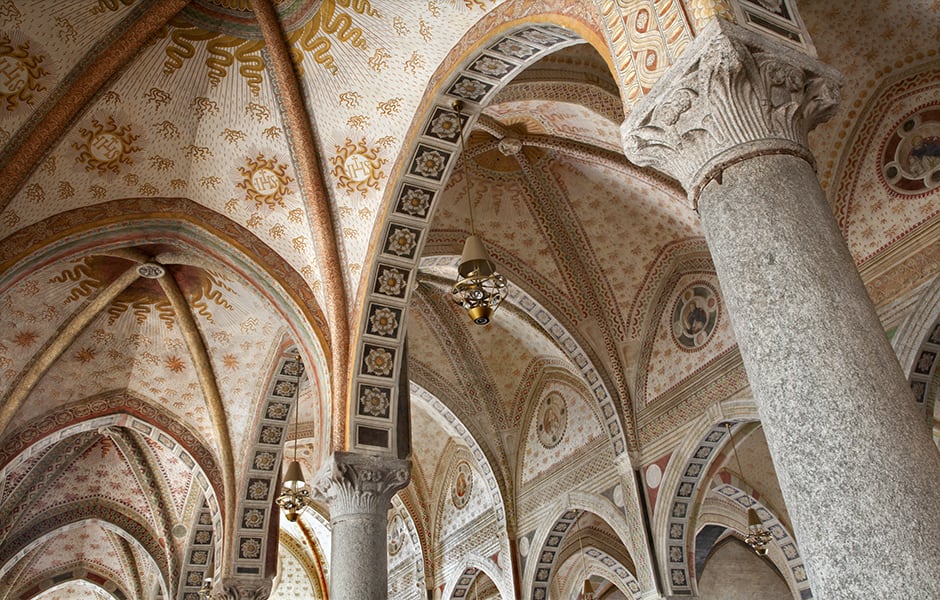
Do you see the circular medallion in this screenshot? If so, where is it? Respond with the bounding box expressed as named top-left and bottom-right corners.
top-left (881, 106), bottom-right (940, 196)
top-left (612, 483), bottom-right (625, 507)
top-left (89, 133), bottom-right (123, 162)
top-left (387, 513), bottom-right (405, 556)
top-left (536, 393), bottom-right (567, 449)
top-left (136, 263), bottom-right (165, 279)
top-left (672, 283), bottom-right (719, 350)
top-left (250, 167), bottom-right (280, 196)
top-left (0, 56), bottom-right (27, 95)
top-left (451, 461), bottom-right (473, 509)
top-left (645, 464), bottom-right (663, 489)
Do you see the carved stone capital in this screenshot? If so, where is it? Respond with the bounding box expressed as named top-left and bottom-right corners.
top-left (212, 576), bottom-right (273, 600)
top-left (312, 451), bottom-right (411, 517)
top-left (621, 19), bottom-right (842, 206)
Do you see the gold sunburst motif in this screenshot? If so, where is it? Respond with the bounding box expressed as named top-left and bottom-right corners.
top-left (329, 137), bottom-right (386, 196)
top-left (72, 116), bottom-right (141, 175)
top-left (0, 33), bottom-right (49, 111)
top-left (237, 153), bottom-right (294, 209)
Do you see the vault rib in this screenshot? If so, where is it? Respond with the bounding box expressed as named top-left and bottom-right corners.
top-left (251, 0), bottom-right (350, 451)
top-left (156, 268), bottom-right (238, 575)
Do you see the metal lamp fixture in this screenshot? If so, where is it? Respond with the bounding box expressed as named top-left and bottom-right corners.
top-left (725, 423), bottom-right (773, 556)
top-left (276, 373), bottom-right (312, 522)
top-left (197, 575), bottom-right (212, 599)
top-left (450, 100), bottom-right (508, 326)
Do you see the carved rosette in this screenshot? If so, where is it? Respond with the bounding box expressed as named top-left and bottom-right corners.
top-left (213, 577), bottom-right (273, 600)
top-left (621, 19), bottom-right (842, 205)
top-left (312, 452), bottom-right (411, 517)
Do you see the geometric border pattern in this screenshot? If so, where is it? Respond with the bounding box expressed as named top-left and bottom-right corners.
top-left (179, 500), bottom-right (217, 600)
top-left (231, 349), bottom-right (305, 578)
top-left (529, 510), bottom-right (640, 600)
top-left (412, 382), bottom-right (506, 529)
top-left (9, 565), bottom-right (134, 600)
top-left (909, 315), bottom-right (940, 408)
top-left (450, 565), bottom-right (479, 599)
top-left (352, 23), bottom-right (585, 454)
top-left (531, 509), bottom-right (580, 600)
top-left (663, 424), bottom-right (728, 593)
top-left (584, 546), bottom-right (642, 599)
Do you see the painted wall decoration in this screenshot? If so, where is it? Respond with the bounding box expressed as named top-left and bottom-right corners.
top-left (881, 106), bottom-right (940, 196)
top-left (0, 32), bottom-right (52, 113)
top-left (671, 283), bottom-right (719, 351)
top-left (451, 460), bottom-right (473, 510)
top-left (536, 392), bottom-right (567, 449)
top-left (387, 512), bottom-right (406, 556)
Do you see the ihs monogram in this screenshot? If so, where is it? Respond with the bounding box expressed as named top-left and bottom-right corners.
top-left (72, 116), bottom-right (141, 175)
top-left (0, 34), bottom-right (49, 112)
top-left (237, 154), bottom-right (294, 209)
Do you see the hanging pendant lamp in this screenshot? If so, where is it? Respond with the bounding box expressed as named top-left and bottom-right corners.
top-left (276, 358), bottom-right (312, 521)
top-left (725, 423), bottom-right (773, 556)
top-left (450, 100), bottom-right (508, 325)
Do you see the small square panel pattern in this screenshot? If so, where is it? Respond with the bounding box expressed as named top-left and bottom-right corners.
top-left (232, 351), bottom-right (304, 576)
top-left (353, 24), bottom-right (583, 454)
top-left (664, 424), bottom-right (730, 594)
top-left (910, 317), bottom-right (940, 407)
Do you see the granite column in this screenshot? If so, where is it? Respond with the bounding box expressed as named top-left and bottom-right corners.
top-left (622, 20), bottom-right (940, 598)
top-left (313, 451), bottom-right (411, 600)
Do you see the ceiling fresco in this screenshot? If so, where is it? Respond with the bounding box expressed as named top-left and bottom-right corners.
top-left (0, 0), bottom-right (937, 598)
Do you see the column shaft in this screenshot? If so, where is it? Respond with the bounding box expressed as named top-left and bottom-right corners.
top-left (331, 511), bottom-right (390, 599)
top-left (621, 19), bottom-right (940, 598)
top-left (697, 154), bottom-right (940, 597)
top-left (314, 451), bottom-right (411, 600)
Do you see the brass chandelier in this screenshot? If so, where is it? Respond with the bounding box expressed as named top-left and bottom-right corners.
top-left (276, 378), bottom-right (312, 522)
top-left (725, 423), bottom-right (773, 556)
top-left (450, 101), bottom-right (508, 325)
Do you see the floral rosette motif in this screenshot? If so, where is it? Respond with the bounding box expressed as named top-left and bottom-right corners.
top-left (360, 386), bottom-right (390, 417)
top-left (378, 267), bottom-right (406, 296)
top-left (413, 149), bottom-right (446, 178)
top-left (364, 347), bottom-right (393, 377)
top-left (429, 111), bottom-right (461, 140)
top-left (399, 188), bottom-right (431, 217)
top-left (369, 307), bottom-right (398, 336)
top-left (386, 228), bottom-right (417, 256)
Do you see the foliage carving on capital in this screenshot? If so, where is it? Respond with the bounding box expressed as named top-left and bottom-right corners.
top-left (213, 577), bottom-right (273, 600)
top-left (312, 451), bottom-right (411, 516)
top-left (621, 19), bottom-right (842, 202)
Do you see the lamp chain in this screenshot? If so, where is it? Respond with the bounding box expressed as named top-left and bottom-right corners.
top-left (453, 101), bottom-right (476, 235)
top-left (725, 423), bottom-right (748, 497)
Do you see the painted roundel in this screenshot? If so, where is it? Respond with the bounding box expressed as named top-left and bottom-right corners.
top-left (672, 283), bottom-right (719, 350)
top-left (387, 513), bottom-right (405, 556)
top-left (881, 106), bottom-right (940, 196)
top-left (451, 461), bottom-right (473, 510)
top-left (536, 393), bottom-right (567, 448)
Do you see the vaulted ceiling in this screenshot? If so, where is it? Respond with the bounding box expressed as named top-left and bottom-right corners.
top-left (1, 0), bottom-right (938, 598)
